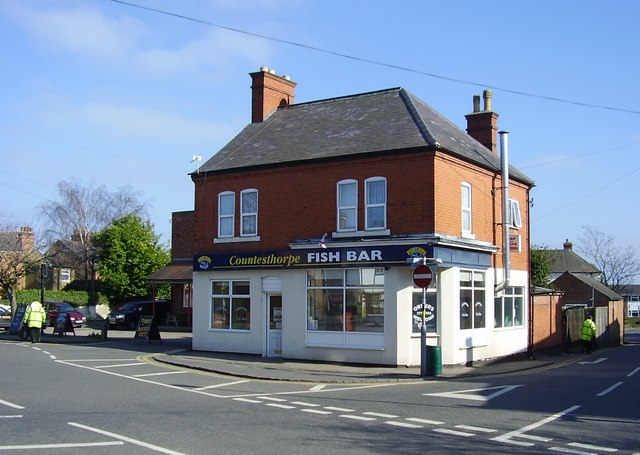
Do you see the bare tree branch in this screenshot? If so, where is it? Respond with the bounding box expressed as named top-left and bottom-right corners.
top-left (576, 225), bottom-right (640, 292)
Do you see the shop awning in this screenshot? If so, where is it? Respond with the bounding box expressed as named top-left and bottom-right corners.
top-left (147, 260), bottom-right (192, 284)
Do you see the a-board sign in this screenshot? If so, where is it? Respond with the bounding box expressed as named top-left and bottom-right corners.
top-left (134, 315), bottom-right (162, 344)
top-left (53, 312), bottom-right (75, 336)
top-left (8, 305), bottom-right (27, 336)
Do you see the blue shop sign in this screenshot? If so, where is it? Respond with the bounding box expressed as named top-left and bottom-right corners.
top-left (194, 245), bottom-right (434, 271)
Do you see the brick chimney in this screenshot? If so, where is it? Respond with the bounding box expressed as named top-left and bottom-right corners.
top-left (465, 89), bottom-right (499, 153)
top-left (563, 239), bottom-right (573, 250)
top-left (250, 67), bottom-right (297, 123)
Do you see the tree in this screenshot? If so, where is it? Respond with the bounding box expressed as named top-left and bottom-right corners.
top-left (38, 179), bottom-right (148, 298)
top-left (577, 225), bottom-right (640, 292)
top-left (95, 215), bottom-right (169, 304)
top-left (530, 245), bottom-right (552, 288)
top-left (0, 225), bottom-right (42, 313)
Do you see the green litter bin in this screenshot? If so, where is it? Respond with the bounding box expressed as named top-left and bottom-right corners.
top-left (426, 345), bottom-right (442, 376)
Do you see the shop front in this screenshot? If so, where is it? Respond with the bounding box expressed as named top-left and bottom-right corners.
top-left (191, 242), bottom-right (529, 366)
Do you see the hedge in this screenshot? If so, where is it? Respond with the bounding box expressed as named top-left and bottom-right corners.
top-left (1, 290), bottom-right (109, 308)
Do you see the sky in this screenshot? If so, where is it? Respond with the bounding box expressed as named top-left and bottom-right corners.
top-left (1, 0), bottom-right (639, 259)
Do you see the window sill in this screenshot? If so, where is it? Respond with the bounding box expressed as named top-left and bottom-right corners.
top-left (332, 229), bottom-right (390, 238)
top-left (214, 235), bottom-right (261, 244)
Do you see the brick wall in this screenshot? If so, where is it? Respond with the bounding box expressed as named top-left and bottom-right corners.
top-left (192, 148), bottom-right (530, 276)
top-left (171, 211), bottom-right (194, 259)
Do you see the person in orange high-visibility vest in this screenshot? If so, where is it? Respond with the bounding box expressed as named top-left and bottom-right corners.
top-left (24, 301), bottom-right (46, 343)
top-left (580, 314), bottom-right (596, 354)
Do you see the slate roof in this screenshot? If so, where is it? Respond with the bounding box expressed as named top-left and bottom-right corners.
top-left (0, 233), bottom-right (22, 252)
top-left (199, 88), bottom-right (534, 186)
top-left (553, 272), bottom-right (623, 301)
top-left (547, 248), bottom-right (600, 275)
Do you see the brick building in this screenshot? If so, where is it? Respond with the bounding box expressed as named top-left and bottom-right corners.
top-left (187, 68), bottom-right (534, 366)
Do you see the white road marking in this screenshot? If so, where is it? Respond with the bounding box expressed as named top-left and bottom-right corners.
top-left (68, 422), bottom-right (187, 455)
top-left (385, 421), bottom-right (422, 429)
top-left (455, 424), bottom-right (497, 433)
top-left (233, 398), bottom-right (262, 404)
top-left (324, 406), bottom-right (354, 412)
top-left (0, 441), bottom-right (123, 450)
top-left (433, 428), bottom-right (474, 437)
top-left (193, 380), bottom-right (250, 390)
top-left (0, 415), bottom-right (23, 419)
top-left (363, 412), bottom-right (398, 418)
top-left (578, 357), bottom-right (607, 365)
top-left (339, 415), bottom-right (376, 421)
top-left (597, 382), bottom-right (624, 397)
top-left (134, 371), bottom-right (190, 378)
top-left (492, 405), bottom-right (580, 446)
top-left (548, 447), bottom-right (596, 455)
top-left (627, 367), bottom-right (640, 377)
top-left (406, 417), bottom-right (444, 425)
top-left (95, 362), bottom-right (145, 369)
top-left (291, 401), bottom-right (320, 407)
top-left (61, 358), bottom-right (139, 362)
top-left (0, 398), bottom-right (24, 410)
top-left (310, 384), bottom-right (326, 391)
top-left (300, 409), bottom-right (332, 415)
top-left (266, 403), bottom-right (296, 409)
top-left (425, 384), bottom-right (522, 402)
top-left (568, 442), bottom-right (618, 452)
top-left (258, 396), bottom-right (287, 402)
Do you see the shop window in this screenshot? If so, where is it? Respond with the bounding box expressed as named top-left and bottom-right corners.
top-left (462, 182), bottom-right (472, 235)
top-left (210, 280), bottom-right (250, 330)
top-left (494, 286), bottom-right (524, 328)
top-left (241, 189), bottom-right (258, 236)
top-left (307, 268), bottom-right (384, 333)
top-left (218, 192), bottom-right (235, 237)
top-left (365, 177), bottom-right (386, 230)
top-left (337, 180), bottom-right (357, 231)
top-left (459, 270), bottom-right (485, 330)
top-left (412, 288), bottom-right (438, 334)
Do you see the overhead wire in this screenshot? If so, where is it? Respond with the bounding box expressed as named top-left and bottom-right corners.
top-left (110, 0), bottom-right (640, 115)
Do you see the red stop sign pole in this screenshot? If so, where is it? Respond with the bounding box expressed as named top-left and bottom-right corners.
top-left (413, 263), bottom-right (434, 377)
top-left (413, 264), bottom-right (433, 288)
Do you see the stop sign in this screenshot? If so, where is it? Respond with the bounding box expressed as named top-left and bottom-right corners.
top-left (413, 264), bottom-right (433, 288)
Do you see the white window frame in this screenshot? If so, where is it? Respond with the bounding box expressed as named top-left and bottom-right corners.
top-left (462, 182), bottom-right (472, 235)
top-left (459, 269), bottom-right (485, 330)
top-left (494, 286), bottom-right (525, 328)
top-left (240, 189), bottom-right (258, 237)
top-left (60, 268), bottom-right (71, 283)
top-left (210, 280), bottom-right (251, 331)
top-left (509, 198), bottom-right (522, 229)
top-left (337, 180), bottom-right (358, 232)
top-left (218, 192), bottom-right (235, 238)
top-left (365, 177), bottom-right (386, 230)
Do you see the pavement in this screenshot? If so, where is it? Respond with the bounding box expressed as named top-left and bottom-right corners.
top-left (3, 323), bottom-right (636, 384)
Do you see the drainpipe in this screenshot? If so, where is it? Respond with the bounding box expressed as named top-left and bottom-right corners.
top-left (495, 131), bottom-right (510, 293)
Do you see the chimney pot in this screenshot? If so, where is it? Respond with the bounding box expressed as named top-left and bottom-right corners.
top-left (472, 95), bottom-right (481, 113)
top-left (483, 89), bottom-right (492, 111)
top-left (563, 239), bottom-right (573, 250)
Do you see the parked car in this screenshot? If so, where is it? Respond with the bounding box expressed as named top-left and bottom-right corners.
top-left (45, 301), bottom-right (86, 328)
top-left (0, 306), bottom-right (11, 330)
top-left (107, 300), bottom-right (171, 329)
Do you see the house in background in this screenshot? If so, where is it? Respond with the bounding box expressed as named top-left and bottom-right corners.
top-left (0, 227), bottom-right (40, 294)
top-left (185, 67), bottom-right (535, 367)
top-left (539, 240), bottom-right (624, 349)
top-left (547, 239), bottom-right (600, 281)
top-left (617, 284), bottom-right (640, 318)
